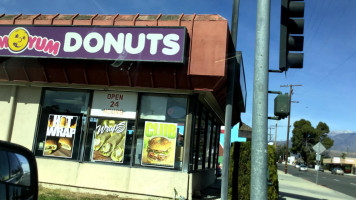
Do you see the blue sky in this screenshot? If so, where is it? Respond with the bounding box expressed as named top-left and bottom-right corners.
top-left (2, 0), bottom-right (356, 142)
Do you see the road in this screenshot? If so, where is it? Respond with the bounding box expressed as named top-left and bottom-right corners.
top-left (19, 172), bottom-right (31, 186)
top-left (278, 164), bottom-right (356, 198)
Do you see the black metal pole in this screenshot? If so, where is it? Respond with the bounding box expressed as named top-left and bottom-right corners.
top-left (220, 0), bottom-right (240, 199)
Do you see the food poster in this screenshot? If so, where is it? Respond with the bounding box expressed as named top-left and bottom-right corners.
top-left (91, 119), bottom-right (127, 163)
top-left (141, 121), bottom-right (177, 168)
top-left (43, 114), bottom-right (78, 158)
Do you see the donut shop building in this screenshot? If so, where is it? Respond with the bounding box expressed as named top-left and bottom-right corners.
top-left (0, 14), bottom-right (246, 199)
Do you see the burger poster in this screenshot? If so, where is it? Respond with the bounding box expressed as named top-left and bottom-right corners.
top-left (91, 119), bottom-right (127, 163)
top-left (141, 121), bottom-right (177, 168)
top-left (43, 114), bottom-right (78, 158)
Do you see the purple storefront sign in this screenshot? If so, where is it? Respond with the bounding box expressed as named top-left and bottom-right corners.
top-left (0, 26), bottom-right (186, 63)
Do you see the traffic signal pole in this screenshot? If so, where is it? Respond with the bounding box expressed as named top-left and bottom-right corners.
top-left (251, 0), bottom-right (270, 199)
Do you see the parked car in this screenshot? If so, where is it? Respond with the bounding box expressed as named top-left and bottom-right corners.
top-left (318, 166), bottom-right (324, 172)
top-left (299, 164), bottom-right (308, 171)
top-left (331, 167), bottom-right (344, 175)
top-left (295, 164), bottom-right (301, 169)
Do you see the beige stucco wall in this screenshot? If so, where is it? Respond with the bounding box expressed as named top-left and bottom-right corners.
top-left (10, 86), bottom-right (41, 149)
top-left (37, 158), bottom-right (190, 199)
top-left (0, 85), bottom-right (12, 141)
top-left (0, 85), bottom-right (41, 148)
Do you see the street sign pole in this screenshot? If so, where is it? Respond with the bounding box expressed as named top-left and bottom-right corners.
top-left (316, 153), bottom-right (319, 184)
top-left (313, 142), bottom-right (325, 185)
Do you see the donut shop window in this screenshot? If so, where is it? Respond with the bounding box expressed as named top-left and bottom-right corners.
top-left (83, 118), bottom-right (135, 165)
top-left (133, 94), bottom-right (187, 170)
top-left (83, 91), bottom-right (138, 165)
top-left (33, 89), bottom-right (90, 160)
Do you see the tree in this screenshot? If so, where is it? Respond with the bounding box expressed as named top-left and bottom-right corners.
top-left (290, 119), bottom-right (334, 164)
top-left (315, 122), bottom-right (334, 149)
top-left (341, 152), bottom-right (346, 159)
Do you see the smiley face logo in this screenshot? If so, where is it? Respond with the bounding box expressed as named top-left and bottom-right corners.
top-left (8, 28), bottom-right (30, 53)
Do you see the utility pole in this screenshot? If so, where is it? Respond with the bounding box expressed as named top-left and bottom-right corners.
top-left (269, 127), bottom-right (275, 143)
top-left (251, 0), bottom-right (270, 199)
top-left (281, 84), bottom-right (302, 174)
top-left (274, 120), bottom-right (278, 148)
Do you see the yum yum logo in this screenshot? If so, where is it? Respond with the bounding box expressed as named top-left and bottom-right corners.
top-left (0, 27), bottom-right (61, 56)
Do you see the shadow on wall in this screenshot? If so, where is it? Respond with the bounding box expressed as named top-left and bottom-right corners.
top-left (0, 85), bottom-right (12, 103)
top-left (0, 85), bottom-right (41, 105)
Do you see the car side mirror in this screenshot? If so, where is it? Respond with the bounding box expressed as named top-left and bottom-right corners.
top-left (0, 141), bottom-right (38, 200)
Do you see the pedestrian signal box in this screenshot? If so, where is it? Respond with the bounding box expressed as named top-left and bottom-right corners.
top-left (274, 93), bottom-right (290, 118)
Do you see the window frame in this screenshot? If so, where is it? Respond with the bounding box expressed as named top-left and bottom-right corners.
top-left (132, 93), bottom-right (188, 171)
top-left (212, 122), bottom-right (219, 169)
top-left (193, 103), bottom-right (202, 171)
top-left (207, 116), bottom-right (214, 169)
top-left (82, 117), bottom-right (137, 166)
top-left (32, 88), bottom-right (91, 161)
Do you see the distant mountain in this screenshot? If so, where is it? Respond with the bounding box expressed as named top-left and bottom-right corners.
top-left (327, 150), bottom-right (356, 158)
top-left (329, 132), bottom-right (356, 153)
top-left (328, 130), bottom-right (356, 137)
top-left (275, 132), bottom-right (356, 157)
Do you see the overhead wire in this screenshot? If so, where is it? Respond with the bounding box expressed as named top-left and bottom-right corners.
top-left (296, 0), bottom-right (354, 96)
top-left (319, 0), bottom-right (351, 51)
top-left (305, 0), bottom-right (332, 51)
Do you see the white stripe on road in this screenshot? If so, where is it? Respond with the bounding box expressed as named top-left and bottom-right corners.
top-left (351, 183), bottom-right (356, 186)
top-left (334, 179), bottom-right (340, 182)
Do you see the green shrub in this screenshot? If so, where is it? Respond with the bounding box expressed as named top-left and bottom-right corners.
top-left (228, 142), bottom-right (279, 200)
top-left (267, 145), bottom-right (279, 200)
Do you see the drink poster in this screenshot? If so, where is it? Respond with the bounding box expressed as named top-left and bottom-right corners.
top-left (43, 114), bottom-right (78, 158)
top-left (141, 121), bottom-right (177, 168)
top-left (92, 119), bottom-right (127, 163)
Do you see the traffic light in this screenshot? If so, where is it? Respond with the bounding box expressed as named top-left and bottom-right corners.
top-left (279, 0), bottom-right (304, 71)
top-left (274, 93), bottom-right (290, 119)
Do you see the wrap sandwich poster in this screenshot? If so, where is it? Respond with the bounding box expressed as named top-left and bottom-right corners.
top-left (43, 114), bottom-right (78, 158)
top-left (92, 119), bottom-right (127, 163)
top-left (141, 121), bottom-right (177, 168)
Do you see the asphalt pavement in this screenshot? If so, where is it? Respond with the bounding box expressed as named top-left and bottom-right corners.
top-left (198, 165), bottom-right (356, 200)
top-left (278, 163), bottom-right (356, 199)
top-left (278, 169), bottom-right (355, 200)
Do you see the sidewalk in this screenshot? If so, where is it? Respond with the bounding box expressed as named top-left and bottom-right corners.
top-left (278, 170), bottom-right (355, 200)
top-left (199, 178), bottom-right (221, 200)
